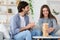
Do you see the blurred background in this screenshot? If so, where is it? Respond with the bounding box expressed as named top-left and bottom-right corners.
top-left (0, 0), bottom-right (60, 40)
top-left (0, 0), bottom-right (60, 25)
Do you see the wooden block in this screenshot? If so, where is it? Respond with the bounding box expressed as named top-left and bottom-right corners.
top-left (58, 38), bottom-right (60, 40)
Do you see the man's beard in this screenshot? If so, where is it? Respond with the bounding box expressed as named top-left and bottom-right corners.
top-left (24, 11), bottom-right (29, 15)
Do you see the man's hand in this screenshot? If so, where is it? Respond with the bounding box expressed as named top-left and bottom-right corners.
top-left (29, 22), bottom-right (35, 28)
top-left (24, 22), bottom-right (35, 29)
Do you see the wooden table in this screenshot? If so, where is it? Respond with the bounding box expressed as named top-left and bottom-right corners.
top-left (33, 36), bottom-right (60, 40)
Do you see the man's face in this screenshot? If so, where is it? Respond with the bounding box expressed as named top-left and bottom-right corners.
top-left (22, 5), bottom-right (30, 13)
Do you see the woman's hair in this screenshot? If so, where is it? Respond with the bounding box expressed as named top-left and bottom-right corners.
top-left (40, 4), bottom-right (57, 23)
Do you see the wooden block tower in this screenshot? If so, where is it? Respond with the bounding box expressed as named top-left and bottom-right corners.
top-left (43, 23), bottom-right (49, 37)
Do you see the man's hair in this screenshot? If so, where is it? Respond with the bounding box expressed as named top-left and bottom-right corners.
top-left (17, 1), bottom-right (28, 13)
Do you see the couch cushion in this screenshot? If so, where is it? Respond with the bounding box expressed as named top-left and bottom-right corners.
top-left (0, 32), bottom-right (3, 40)
top-left (0, 24), bottom-right (10, 39)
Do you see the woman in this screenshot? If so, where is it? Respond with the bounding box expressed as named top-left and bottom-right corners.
top-left (38, 4), bottom-right (58, 40)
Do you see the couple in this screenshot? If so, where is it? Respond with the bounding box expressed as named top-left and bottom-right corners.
top-left (10, 1), bottom-right (58, 40)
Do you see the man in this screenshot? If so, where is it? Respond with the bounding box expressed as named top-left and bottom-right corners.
top-left (10, 1), bottom-right (34, 40)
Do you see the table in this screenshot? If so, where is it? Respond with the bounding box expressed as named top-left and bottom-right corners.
top-left (33, 36), bottom-right (60, 40)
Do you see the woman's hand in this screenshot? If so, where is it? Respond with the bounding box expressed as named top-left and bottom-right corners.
top-left (46, 27), bottom-right (54, 33)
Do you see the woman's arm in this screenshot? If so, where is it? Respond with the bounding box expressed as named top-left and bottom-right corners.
top-left (52, 19), bottom-right (58, 32)
top-left (35, 19), bottom-right (43, 31)
top-left (47, 19), bottom-right (57, 33)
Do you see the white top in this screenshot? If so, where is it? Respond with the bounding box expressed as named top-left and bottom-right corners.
top-left (19, 14), bottom-right (35, 27)
top-left (20, 15), bottom-right (26, 27)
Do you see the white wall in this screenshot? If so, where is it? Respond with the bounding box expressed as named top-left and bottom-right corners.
top-left (32, 0), bottom-right (47, 23)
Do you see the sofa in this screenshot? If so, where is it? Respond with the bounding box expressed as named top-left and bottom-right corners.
top-left (0, 32), bottom-right (3, 40)
top-left (0, 24), bottom-right (10, 40)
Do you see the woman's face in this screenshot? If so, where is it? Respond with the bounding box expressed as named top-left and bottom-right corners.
top-left (42, 8), bottom-right (49, 18)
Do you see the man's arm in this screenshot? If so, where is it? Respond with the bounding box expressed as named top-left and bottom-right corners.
top-left (10, 16), bottom-right (20, 34)
top-left (20, 22), bottom-right (35, 32)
